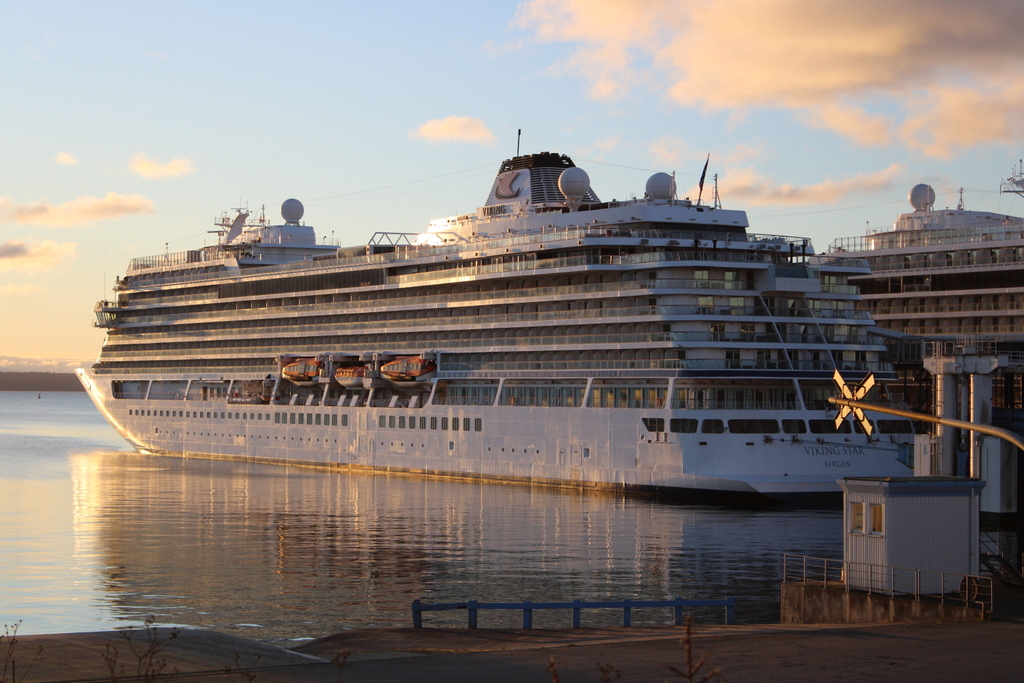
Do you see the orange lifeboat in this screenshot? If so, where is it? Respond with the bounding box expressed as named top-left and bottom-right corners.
top-left (282, 358), bottom-right (322, 381)
top-left (334, 364), bottom-right (367, 387)
top-left (380, 356), bottom-right (436, 383)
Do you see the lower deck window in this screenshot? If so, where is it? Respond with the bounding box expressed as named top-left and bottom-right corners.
top-left (782, 419), bottom-right (806, 434)
top-left (727, 419), bottom-right (779, 434)
top-left (701, 419), bottom-right (725, 434)
top-left (809, 419), bottom-right (851, 434)
top-left (641, 417), bottom-right (665, 432)
top-left (670, 418), bottom-right (698, 433)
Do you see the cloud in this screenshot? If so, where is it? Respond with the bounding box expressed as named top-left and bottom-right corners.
top-left (899, 84), bottom-right (1024, 157)
top-left (129, 153), bottom-right (195, 179)
top-left (799, 104), bottom-right (893, 146)
top-left (0, 355), bottom-right (90, 372)
top-left (411, 116), bottom-right (495, 145)
top-left (55, 151), bottom-right (78, 165)
top-left (715, 163), bottom-right (904, 205)
top-left (0, 239), bottom-right (77, 273)
top-left (0, 283), bottom-right (43, 296)
top-left (0, 193), bottom-right (154, 227)
top-left (648, 139), bottom-right (766, 172)
top-left (517, 0), bottom-right (1024, 155)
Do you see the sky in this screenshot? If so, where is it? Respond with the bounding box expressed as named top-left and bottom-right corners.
top-left (4, 0), bottom-right (1024, 372)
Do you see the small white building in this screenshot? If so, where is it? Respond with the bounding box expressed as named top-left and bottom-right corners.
top-left (838, 477), bottom-right (984, 593)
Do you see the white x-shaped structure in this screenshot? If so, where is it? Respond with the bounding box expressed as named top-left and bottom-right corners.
top-left (833, 370), bottom-right (875, 435)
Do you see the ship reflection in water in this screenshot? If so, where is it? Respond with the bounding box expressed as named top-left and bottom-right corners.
top-left (69, 451), bottom-right (841, 643)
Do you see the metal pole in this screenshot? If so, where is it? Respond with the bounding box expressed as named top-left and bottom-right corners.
top-left (828, 397), bottom-right (1024, 452)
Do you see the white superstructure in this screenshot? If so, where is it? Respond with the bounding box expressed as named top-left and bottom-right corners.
top-left (79, 152), bottom-right (913, 503)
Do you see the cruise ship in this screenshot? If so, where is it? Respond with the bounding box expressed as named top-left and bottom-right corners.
top-left (78, 152), bottom-right (914, 503)
top-left (827, 181), bottom-right (1024, 411)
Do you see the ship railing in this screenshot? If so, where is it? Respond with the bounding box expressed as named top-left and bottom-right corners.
top-left (438, 359), bottom-right (893, 373)
top-left (432, 396), bottom-right (499, 406)
top-left (127, 246), bottom-right (232, 274)
top-left (871, 301), bottom-right (1024, 316)
top-left (97, 324), bottom-right (858, 357)
top-left (389, 251), bottom-right (774, 285)
top-left (812, 309), bottom-right (873, 320)
top-left (114, 278), bottom-right (869, 324)
top-left (904, 324), bottom-right (1024, 337)
top-left (147, 391), bottom-right (186, 401)
top-left (499, 397), bottom-right (587, 408)
top-left (122, 225), bottom-right (777, 286)
top-left (782, 554), bottom-right (993, 613)
top-left (819, 283), bottom-right (860, 294)
top-left (669, 399), bottom-right (801, 410)
top-left (98, 328), bottom-right (819, 350)
top-left (807, 254), bottom-right (870, 268)
top-left (853, 259), bottom-right (1023, 277)
top-left (411, 597), bottom-right (735, 630)
top-left (828, 224), bottom-right (1024, 254)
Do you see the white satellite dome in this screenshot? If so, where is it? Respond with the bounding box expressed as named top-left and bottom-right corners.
top-left (909, 184), bottom-right (935, 212)
top-left (646, 172), bottom-right (675, 200)
top-left (281, 198), bottom-right (304, 223)
top-left (558, 166), bottom-right (590, 200)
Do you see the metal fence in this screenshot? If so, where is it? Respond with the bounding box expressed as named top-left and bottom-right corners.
top-left (782, 554), bottom-right (993, 612)
top-left (411, 597), bottom-right (735, 629)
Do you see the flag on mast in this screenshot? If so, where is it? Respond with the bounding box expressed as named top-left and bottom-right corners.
top-left (697, 154), bottom-right (710, 204)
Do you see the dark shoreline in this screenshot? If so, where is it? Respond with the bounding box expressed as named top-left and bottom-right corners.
top-left (0, 372), bottom-right (84, 392)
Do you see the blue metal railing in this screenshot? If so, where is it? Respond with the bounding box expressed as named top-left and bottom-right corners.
top-left (411, 597), bottom-right (735, 629)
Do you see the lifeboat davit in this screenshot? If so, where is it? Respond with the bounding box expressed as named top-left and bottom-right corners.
top-left (334, 364), bottom-right (367, 387)
top-left (282, 358), bottom-right (322, 381)
top-left (380, 356), bottom-right (436, 384)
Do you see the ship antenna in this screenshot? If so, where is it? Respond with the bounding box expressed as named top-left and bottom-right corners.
top-left (957, 187), bottom-right (965, 211)
top-left (713, 173), bottom-right (722, 209)
top-left (516, 129), bottom-right (521, 156)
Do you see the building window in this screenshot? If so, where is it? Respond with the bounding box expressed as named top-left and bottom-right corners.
top-left (378, 415), bottom-right (386, 428)
top-left (474, 418), bottom-right (482, 432)
top-left (850, 502), bottom-right (865, 533)
top-left (389, 415), bottom-right (396, 429)
top-left (869, 503), bottom-right (884, 535)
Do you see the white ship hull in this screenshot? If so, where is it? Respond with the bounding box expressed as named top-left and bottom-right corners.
top-left (78, 370), bottom-right (910, 503)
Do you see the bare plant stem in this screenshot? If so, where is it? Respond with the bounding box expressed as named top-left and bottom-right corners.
top-left (1, 622), bottom-right (41, 683)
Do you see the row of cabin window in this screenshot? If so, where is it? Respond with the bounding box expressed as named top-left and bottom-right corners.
top-left (378, 415), bottom-right (483, 432)
top-left (641, 417), bottom-right (913, 435)
top-left (128, 408), bottom-right (348, 427)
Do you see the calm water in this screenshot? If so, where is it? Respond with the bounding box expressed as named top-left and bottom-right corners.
top-left (0, 391), bottom-right (842, 644)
